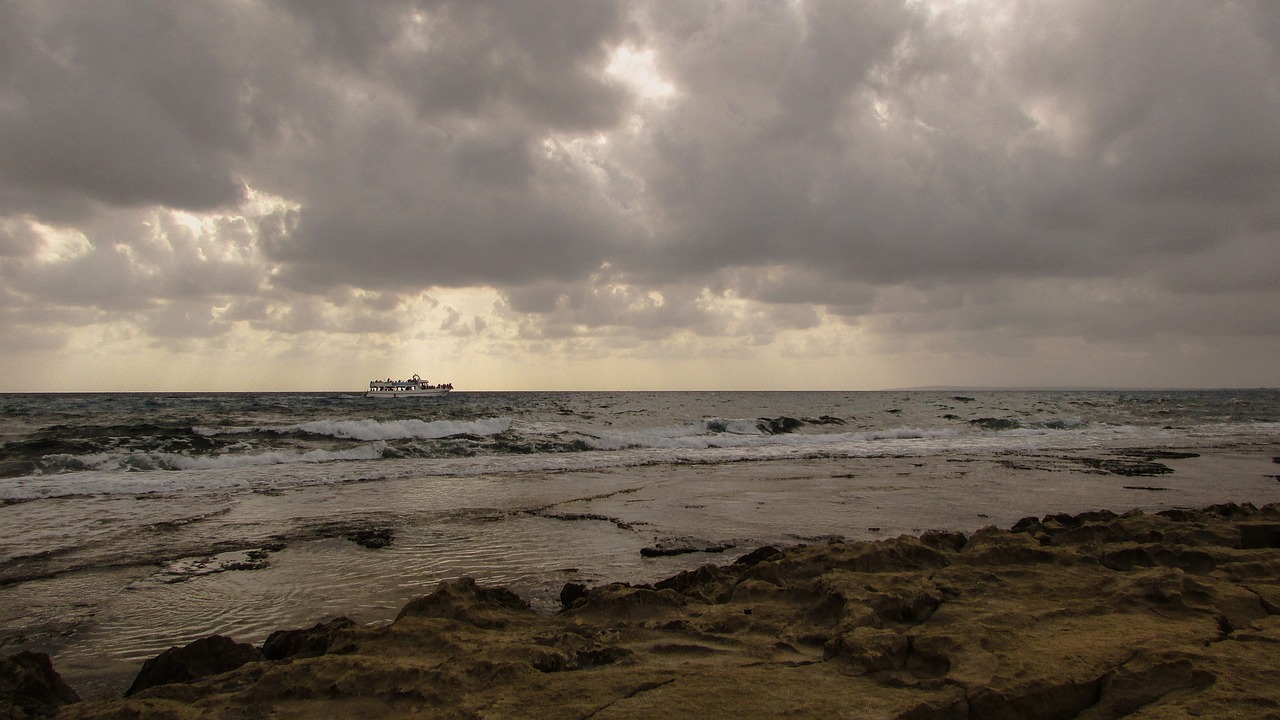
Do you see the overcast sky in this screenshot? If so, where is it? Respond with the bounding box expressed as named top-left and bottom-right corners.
top-left (2, 0), bottom-right (1278, 391)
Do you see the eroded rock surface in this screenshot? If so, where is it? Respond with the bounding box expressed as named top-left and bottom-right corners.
top-left (123, 636), bottom-right (263, 697)
top-left (57, 503), bottom-right (1280, 719)
top-left (0, 651), bottom-right (79, 718)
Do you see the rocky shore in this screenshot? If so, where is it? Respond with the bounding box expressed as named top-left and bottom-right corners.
top-left (7, 502), bottom-right (1280, 719)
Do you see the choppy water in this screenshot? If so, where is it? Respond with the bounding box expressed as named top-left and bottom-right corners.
top-left (2, 389), bottom-right (1279, 696)
top-left (4, 389), bottom-right (1279, 496)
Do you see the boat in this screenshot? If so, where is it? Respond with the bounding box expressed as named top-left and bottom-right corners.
top-left (366, 374), bottom-right (453, 397)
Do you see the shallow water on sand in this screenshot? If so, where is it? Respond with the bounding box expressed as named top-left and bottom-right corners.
top-left (5, 439), bottom-right (1280, 697)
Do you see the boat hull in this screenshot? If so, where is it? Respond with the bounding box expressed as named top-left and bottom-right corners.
top-left (365, 388), bottom-right (451, 398)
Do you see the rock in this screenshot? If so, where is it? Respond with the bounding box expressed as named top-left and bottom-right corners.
top-left (1084, 655), bottom-right (1215, 719)
top-left (826, 536), bottom-right (950, 574)
top-left (1138, 450), bottom-right (1200, 460)
top-left (566, 583), bottom-right (687, 619)
top-left (965, 675), bottom-right (1101, 720)
top-left (1238, 521), bottom-right (1280, 549)
top-left (57, 502), bottom-right (1280, 719)
top-left (652, 563), bottom-right (725, 593)
top-left (260, 617), bottom-right (357, 660)
top-left (530, 631), bottom-right (632, 672)
top-left (345, 527), bottom-right (394, 549)
top-left (732, 545), bottom-right (782, 566)
top-left (640, 544), bottom-right (696, 557)
top-left (961, 526), bottom-right (1058, 565)
top-left (1078, 457), bottom-right (1173, 476)
top-left (395, 577), bottom-right (531, 628)
top-left (919, 530), bottom-right (967, 553)
top-left (1074, 509), bottom-right (1121, 523)
top-left (1205, 501), bottom-right (1257, 518)
top-left (0, 651), bottom-right (80, 717)
top-left (1010, 516), bottom-right (1042, 532)
top-left (559, 582), bottom-right (588, 609)
top-left (969, 417), bottom-right (1019, 431)
top-left (757, 416), bottom-right (804, 434)
top-left (640, 542), bottom-right (734, 558)
top-left (125, 635), bottom-right (263, 697)
top-left (822, 626), bottom-right (909, 671)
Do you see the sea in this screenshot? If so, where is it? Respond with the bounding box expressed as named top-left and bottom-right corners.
top-left (2, 389), bottom-right (1279, 696)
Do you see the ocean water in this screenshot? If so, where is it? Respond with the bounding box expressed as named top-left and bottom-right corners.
top-left (2, 389), bottom-right (1279, 695)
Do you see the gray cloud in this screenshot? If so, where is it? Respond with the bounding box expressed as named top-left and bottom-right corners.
top-left (0, 0), bottom-right (1277, 384)
top-left (0, 2), bottom-right (259, 217)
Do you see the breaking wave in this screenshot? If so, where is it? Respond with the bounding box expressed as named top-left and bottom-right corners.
top-left (583, 418), bottom-right (957, 451)
top-left (195, 417), bottom-right (513, 441)
top-left (35, 442), bottom-right (390, 475)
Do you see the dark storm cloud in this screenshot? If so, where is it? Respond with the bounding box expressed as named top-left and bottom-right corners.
top-left (0, 2), bottom-right (259, 218)
top-left (0, 0), bottom-right (1278, 357)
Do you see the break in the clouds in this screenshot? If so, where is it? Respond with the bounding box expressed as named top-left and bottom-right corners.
top-left (1, 0), bottom-right (1278, 390)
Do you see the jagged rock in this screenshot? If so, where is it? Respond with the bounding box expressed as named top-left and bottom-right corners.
top-left (825, 536), bottom-right (950, 574)
top-left (0, 651), bottom-right (80, 718)
top-left (919, 530), bottom-right (967, 552)
top-left (653, 563), bottom-right (735, 602)
top-left (559, 582), bottom-right (589, 609)
top-left (58, 503), bottom-right (1280, 720)
top-left (125, 635), bottom-right (263, 697)
top-left (260, 617), bottom-right (357, 660)
top-left (732, 545), bottom-right (782, 566)
top-left (396, 577), bottom-right (532, 628)
top-left (1010, 516), bottom-right (1043, 532)
top-left (566, 583), bottom-right (687, 619)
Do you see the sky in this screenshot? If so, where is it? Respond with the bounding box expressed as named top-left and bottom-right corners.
top-left (1, 0), bottom-right (1279, 392)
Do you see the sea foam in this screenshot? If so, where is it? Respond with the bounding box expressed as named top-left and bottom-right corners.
top-left (286, 417), bottom-right (512, 441)
top-left (583, 419), bottom-right (958, 452)
top-left (196, 417), bottom-right (513, 441)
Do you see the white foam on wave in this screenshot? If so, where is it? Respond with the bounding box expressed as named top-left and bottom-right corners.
top-left (14, 443), bottom-right (390, 497)
top-left (287, 417), bottom-right (512, 441)
top-left (583, 420), bottom-right (957, 452)
top-left (1, 430), bottom-right (976, 500)
top-left (12, 420), bottom-right (1267, 502)
top-left (192, 425), bottom-right (254, 436)
top-left (166, 442), bottom-right (387, 469)
top-left (585, 418), bottom-right (759, 451)
top-left (196, 417), bottom-right (512, 441)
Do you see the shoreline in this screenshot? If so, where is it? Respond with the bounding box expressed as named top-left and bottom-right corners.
top-left (13, 500), bottom-right (1280, 718)
top-left (3, 442), bottom-right (1280, 702)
